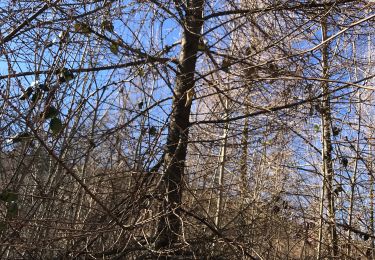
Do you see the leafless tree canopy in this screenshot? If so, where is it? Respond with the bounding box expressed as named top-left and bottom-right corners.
top-left (0, 0), bottom-right (374, 259)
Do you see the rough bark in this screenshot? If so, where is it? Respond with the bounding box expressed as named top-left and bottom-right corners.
top-left (155, 0), bottom-right (205, 251)
top-left (321, 16), bottom-right (338, 259)
top-left (240, 116), bottom-right (249, 202)
top-left (214, 100), bottom-right (229, 228)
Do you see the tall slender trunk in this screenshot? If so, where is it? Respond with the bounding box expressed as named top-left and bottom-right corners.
top-left (320, 16), bottom-right (338, 259)
top-left (316, 158), bottom-right (326, 259)
top-left (214, 99), bottom-right (229, 228)
top-left (346, 120), bottom-right (360, 258)
top-left (370, 153), bottom-right (374, 259)
top-left (240, 116), bottom-right (249, 202)
top-left (155, 0), bottom-right (204, 251)
top-left (346, 42), bottom-right (361, 259)
top-left (367, 30), bottom-right (374, 260)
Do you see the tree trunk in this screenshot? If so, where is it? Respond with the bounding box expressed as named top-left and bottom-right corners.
top-left (240, 116), bottom-right (249, 202)
top-left (370, 157), bottom-right (374, 259)
top-left (155, 0), bottom-right (204, 252)
top-left (320, 16), bottom-right (338, 259)
top-left (214, 99), bottom-right (229, 228)
top-left (347, 43), bottom-right (361, 259)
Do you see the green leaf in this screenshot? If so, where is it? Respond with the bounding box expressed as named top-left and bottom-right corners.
top-left (149, 126), bottom-right (157, 136)
top-left (0, 221), bottom-right (6, 232)
top-left (138, 68), bottom-right (145, 77)
top-left (45, 41), bottom-right (53, 48)
top-left (262, 140), bottom-right (271, 146)
top-left (38, 83), bottom-right (50, 92)
top-left (31, 89), bottom-right (43, 103)
top-left (58, 30), bottom-right (69, 41)
top-left (74, 22), bottom-right (91, 34)
top-left (197, 43), bottom-right (205, 51)
top-left (110, 42), bottom-right (119, 55)
top-left (20, 87), bottom-right (33, 100)
top-left (50, 117), bottom-right (63, 136)
top-left (197, 37), bottom-right (206, 51)
top-left (0, 190), bottom-right (18, 203)
top-left (10, 132), bottom-right (33, 144)
top-left (63, 69), bottom-right (74, 81)
top-left (222, 57), bottom-right (230, 72)
top-left (6, 201), bottom-right (18, 218)
top-left (332, 126), bottom-right (341, 136)
top-left (314, 124), bottom-right (320, 133)
top-left (58, 76), bottom-right (66, 83)
top-left (101, 20), bottom-right (114, 32)
top-left (73, 23), bottom-right (81, 31)
top-left (43, 106), bottom-right (59, 119)
top-left (58, 68), bottom-right (74, 83)
top-left (341, 157), bottom-right (348, 167)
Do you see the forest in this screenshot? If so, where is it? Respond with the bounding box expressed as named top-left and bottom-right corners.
top-left (0, 0), bottom-right (374, 259)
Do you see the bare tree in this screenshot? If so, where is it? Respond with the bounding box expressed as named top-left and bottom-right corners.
top-left (0, 0), bottom-right (374, 259)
